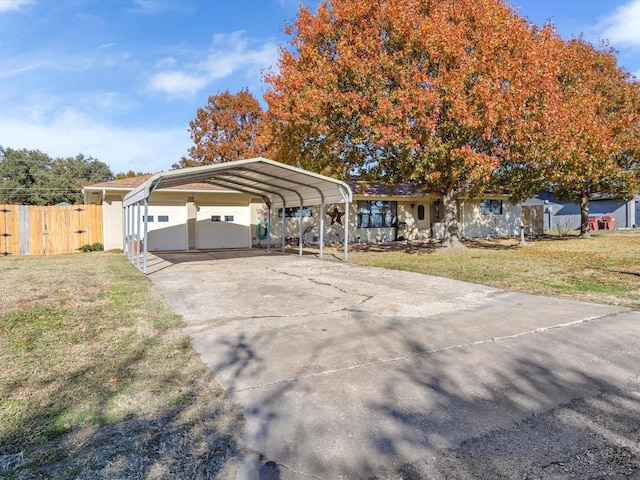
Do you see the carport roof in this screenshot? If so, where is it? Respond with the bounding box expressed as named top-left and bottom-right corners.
top-left (123, 157), bottom-right (352, 209)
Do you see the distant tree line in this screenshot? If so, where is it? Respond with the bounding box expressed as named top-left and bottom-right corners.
top-left (0, 146), bottom-right (113, 205)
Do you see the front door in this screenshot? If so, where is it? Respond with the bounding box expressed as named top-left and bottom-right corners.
top-left (417, 203), bottom-right (429, 237)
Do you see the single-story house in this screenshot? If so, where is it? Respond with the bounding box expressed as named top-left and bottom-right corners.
top-left (536, 191), bottom-right (639, 230)
top-left (83, 158), bottom-right (535, 253)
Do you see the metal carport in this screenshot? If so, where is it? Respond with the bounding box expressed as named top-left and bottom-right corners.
top-left (122, 157), bottom-right (353, 273)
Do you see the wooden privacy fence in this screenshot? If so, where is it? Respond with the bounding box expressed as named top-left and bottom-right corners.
top-left (0, 204), bottom-right (103, 256)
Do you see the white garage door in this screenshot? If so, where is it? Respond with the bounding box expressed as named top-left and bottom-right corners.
top-left (145, 206), bottom-right (187, 251)
top-left (197, 205), bottom-right (250, 249)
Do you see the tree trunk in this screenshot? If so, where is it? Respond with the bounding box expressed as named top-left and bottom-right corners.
top-left (442, 190), bottom-right (465, 248)
top-left (579, 193), bottom-right (590, 238)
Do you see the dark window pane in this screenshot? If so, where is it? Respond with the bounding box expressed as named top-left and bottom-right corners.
top-left (357, 200), bottom-right (397, 228)
top-left (278, 206), bottom-right (313, 218)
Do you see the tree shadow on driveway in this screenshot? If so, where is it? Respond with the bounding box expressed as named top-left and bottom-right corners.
top-left (207, 313), bottom-right (640, 479)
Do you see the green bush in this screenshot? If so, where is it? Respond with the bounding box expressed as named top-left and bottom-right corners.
top-left (78, 243), bottom-right (104, 253)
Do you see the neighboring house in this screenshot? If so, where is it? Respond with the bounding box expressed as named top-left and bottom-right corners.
top-left (537, 191), bottom-right (639, 230)
top-left (84, 169), bottom-right (531, 252)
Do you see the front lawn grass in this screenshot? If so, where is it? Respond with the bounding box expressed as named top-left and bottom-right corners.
top-left (0, 253), bottom-right (244, 479)
top-left (350, 231), bottom-right (640, 310)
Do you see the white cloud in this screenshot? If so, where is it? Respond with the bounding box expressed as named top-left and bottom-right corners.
top-left (201, 37), bottom-right (279, 80)
top-left (0, 62), bottom-right (46, 79)
top-left (0, 0), bottom-right (32, 13)
top-left (81, 92), bottom-right (133, 113)
top-left (132, 0), bottom-right (194, 15)
top-left (597, 0), bottom-right (640, 48)
top-left (104, 51), bottom-right (131, 67)
top-left (148, 70), bottom-right (208, 97)
top-left (148, 31), bottom-right (279, 97)
top-left (0, 109), bottom-right (190, 174)
top-left (155, 57), bottom-right (177, 69)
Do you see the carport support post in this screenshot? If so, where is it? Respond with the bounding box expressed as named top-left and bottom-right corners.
top-left (136, 202), bottom-right (141, 269)
top-left (266, 205), bottom-right (271, 253)
top-left (143, 198), bottom-right (149, 274)
top-left (130, 204), bottom-right (135, 263)
top-left (129, 205), bottom-right (133, 261)
top-left (131, 204), bottom-right (135, 265)
top-left (299, 201), bottom-right (303, 256)
top-left (343, 200), bottom-right (349, 262)
top-left (319, 199), bottom-right (324, 259)
top-left (281, 204), bottom-right (286, 253)
top-left (125, 205), bottom-right (129, 260)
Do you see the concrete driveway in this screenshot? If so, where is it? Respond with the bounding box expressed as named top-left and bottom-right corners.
top-left (148, 250), bottom-right (640, 479)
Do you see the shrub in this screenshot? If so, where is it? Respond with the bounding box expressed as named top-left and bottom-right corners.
top-left (78, 243), bottom-right (104, 253)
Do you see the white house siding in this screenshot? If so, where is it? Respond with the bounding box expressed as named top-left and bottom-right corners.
top-left (103, 195), bottom-right (124, 250)
top-left (261, 199), bottom-right (443, 246)
top-left (260, 200), bottom-right (430, 246)
top-left (350, 200), bottom-right (433, 243)
top-left (91, 180), bottom-right (530, 250)
top-left (459, 198), bottom-right (521, 238)
top-left (265, 205), bottom-right (330, 245)
top-left (145, 204), bottom-right (188, 251)
top-left (98, 190), bottom-right (253, 252)
top-left (196, 205), bottom-right (251, 249)
top-left (260, 197), bottom-right (521, 245)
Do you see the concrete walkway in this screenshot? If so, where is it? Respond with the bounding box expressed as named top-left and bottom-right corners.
top-left (148, 251), bottom-right (640, 479)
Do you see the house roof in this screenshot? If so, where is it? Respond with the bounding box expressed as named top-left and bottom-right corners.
top-left (123, 157), bottom-right (353, 210)
top-left (86, 174), bottom-right (153, 189)
top-left (350, 181), bottom-right (424, 197)
top-left (84, 174), bottom-right (230, 193)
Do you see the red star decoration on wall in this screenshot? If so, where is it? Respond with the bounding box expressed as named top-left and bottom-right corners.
top-left (327, 207), bottom-right (344, 226)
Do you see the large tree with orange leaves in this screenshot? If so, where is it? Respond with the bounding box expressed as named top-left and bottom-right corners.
top-left (540, 39), bottom-right (640, 238)
top-left (175, 88), bottom-right (273, 169)
top-left (265, 0), bottom-right (559, 247)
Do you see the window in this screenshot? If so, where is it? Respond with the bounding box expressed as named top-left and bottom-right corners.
top-left (433, 200), bottom-right (441, 222)
top-left (158, 215), bottom-right (169, 222)
top-left (417, 205), bottom-right (425, 221)
top-left (278, 206), bottom-right (313, 218)
top-left (143, 216), bottom-right (154, 222)
top-left (211, 215), bottom-right (221, 222)
top-left (480, 199), bottom-right (503, 215)
top-left (357, 200), bottom-right (397, 228)
top-left (224, 215), bottom-right (234, 222)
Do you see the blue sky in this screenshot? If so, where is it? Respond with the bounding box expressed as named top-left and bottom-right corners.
top-left (1, 0), bottom-right (639, 175)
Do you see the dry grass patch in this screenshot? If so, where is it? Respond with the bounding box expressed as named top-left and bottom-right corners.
top-left (350, 231), bottom-right (640, 310)
top-left (0, 253), bottom-right (245, 479)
